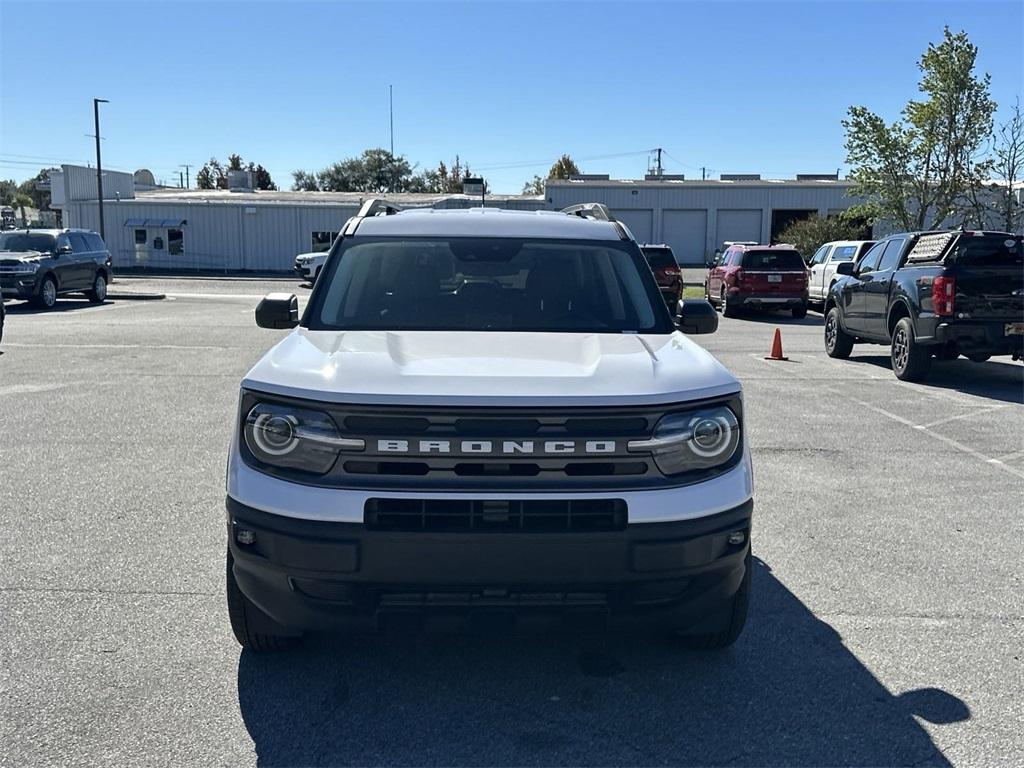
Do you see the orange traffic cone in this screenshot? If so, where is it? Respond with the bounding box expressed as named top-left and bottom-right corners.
top-left (765, 328), bottom-right (789, 361)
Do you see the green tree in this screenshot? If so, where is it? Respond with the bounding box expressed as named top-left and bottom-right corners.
top-left (17, 168), bottom-right (58, 211)
top-left (297, 149), bottom-right (415, 193)
top-left (522, 154), bottom-right (581, 194)
top-left (0, 179), bottom-right (17, 206)
top-left (197, 155), bottom-right (276, 190)
top-left (989, 99), bottom-right (1024, 232)
top-left (843, 27), bottom-right (996, 230)
top-left (12, 192), bottom-right (34, 225)
top-left (774, 208), bottom-right (877, 260)
top-left (291, 170), bottom-right (319, 191)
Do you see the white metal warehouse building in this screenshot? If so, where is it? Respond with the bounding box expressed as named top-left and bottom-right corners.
top-left (54, 164), bottom-right (877, 270)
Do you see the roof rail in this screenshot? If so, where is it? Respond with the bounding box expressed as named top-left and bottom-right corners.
top-left (342, 198), bottom-right (403, 236)
top-left (561, 203), bottom-right (617, 223)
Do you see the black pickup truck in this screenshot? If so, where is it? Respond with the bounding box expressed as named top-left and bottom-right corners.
top-left (824, 230), bottom-right (1024, 381)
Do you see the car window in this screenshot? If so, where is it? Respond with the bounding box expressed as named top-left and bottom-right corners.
top-left (857, 242), bottom-right (886, 274)
top-left (876, 238), bottom-right (905, 272)
top-left (830, 245), bottom-right (858, 262)
top-left (740, 250), bottom-right (805, 270)
top-left (810, 245), bottom-right (830, 265)
top-left (857, 241), bottom-right (876, 258)
top-left (309, 237), bottom-right (671, 334)
top-left (0, 232), bottom-right (57, 253)
top-left (642, 247), bottom-right (676, 270)
top-left (947, 234), bottom-right (1023, 267)
top-left (85, 233), bottom-right (106, 251)
top-left (68, 233), bottom-right (90, 253)
top-left (56, 234), bottom-right (72, 253)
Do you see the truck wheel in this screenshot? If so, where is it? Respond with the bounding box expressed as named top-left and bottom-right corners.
top-left (85, 272), bottom-right (107, 303)
top-left (967, 354), bottom-right (991, 363)
top-left (791, 303), bottom-right (807, 319)
top-left (824, 307), bottom-right (853, 359)
top-left (891, 317), bottom-right (932, 382)
top-left (678, 549), bottom-right (750, 650)
top-left (226, 549), bottom-right (300, 652)
top-left (721, 288), bottom-right (738, 318)
top-left (31, 275), bottom-right (58, 309)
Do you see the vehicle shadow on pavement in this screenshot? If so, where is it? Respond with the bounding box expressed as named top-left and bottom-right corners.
top-left (4, 299), bottom-right (105, 314)
top-left (852, 353), bottom-right (1024, 404)
top-left (236, 558), bottom-right (968, 767)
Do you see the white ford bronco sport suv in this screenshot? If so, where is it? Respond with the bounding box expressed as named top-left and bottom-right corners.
top-left (226, 201), bottom-right (754, 651)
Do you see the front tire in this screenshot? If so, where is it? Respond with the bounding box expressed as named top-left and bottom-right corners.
top-left (824, 307), bottom-right (854, 358)
top-left (891, 317), bottom-right (932, 381)
top-left (967, 353), bottom-right (991, 363)
top-left (226, 550), bottom-right (300, 652)
top-left (85, 272), bottom-right (107, 303)
top-left (32, 275), bottom-right (58, 309)
top-left (678, 549), bottom-right (750, 650)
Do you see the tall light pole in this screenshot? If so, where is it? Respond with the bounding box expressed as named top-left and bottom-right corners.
top-left (93, 98), bottom-right (109, 240)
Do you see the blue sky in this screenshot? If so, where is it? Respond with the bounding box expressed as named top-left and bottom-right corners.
top-left (1, 0), bottom-right (1021, 193)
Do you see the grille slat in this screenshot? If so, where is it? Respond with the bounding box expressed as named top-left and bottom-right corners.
top-left (365, 498), bottom-right (627, 533)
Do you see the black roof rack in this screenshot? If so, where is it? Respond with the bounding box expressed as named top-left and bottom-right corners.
top-left (342, 198), bottom-right (403, 236)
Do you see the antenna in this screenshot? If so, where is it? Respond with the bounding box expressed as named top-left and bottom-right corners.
top-left (389, 85), bottom-right (394, 156)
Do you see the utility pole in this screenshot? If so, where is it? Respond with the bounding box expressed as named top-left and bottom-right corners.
top-left (655, 147), bottom-right (663, 177)
top-left (701, 167), bottom-right (707, 181)
top-left (93, 98), bottom-right (109, 240)
top-left (180, 164), bottom-right (192, 189)
top-left (389, 85), bottom-right (394, 156)
top-left (179, 171), bottom-right (184, 188)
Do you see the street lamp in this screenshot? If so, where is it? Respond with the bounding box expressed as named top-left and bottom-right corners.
top-left (94, 98), bottom-right (109, 240)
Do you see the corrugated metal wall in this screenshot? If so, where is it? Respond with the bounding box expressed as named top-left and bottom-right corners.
top-left (547, 182), bottom-right (864, 263)
top-left (59, 164), bottom-right (135, 203)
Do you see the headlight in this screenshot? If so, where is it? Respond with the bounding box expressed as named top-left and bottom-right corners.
top-left (243, 402), bottom-right (364, 474)
top-left (627, 406), bottom-right (740, 476)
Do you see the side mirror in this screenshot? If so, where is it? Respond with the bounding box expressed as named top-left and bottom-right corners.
top-left (835, 262), bottom-right (855, 276)
top-left (674, 299), bottom-right (718, 335)
top-left (255, 293), bottom-right (299, 329)
top-left (56, 244), bottom-right (72, 256)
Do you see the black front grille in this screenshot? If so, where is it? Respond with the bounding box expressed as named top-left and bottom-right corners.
top-left (365, 498), bottom-right (627, 533)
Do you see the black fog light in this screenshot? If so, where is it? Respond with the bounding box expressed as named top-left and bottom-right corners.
top-left (236, 528), bottom-right (257, 546)
top-left (726, 530), bottom-right (746, 546)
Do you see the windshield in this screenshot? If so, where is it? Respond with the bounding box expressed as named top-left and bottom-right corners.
top-left (948, 234), bottom-right (1023, 267)
top-left (831, 245), bottom-right (859, 262)
top-left (306, 237), bottom-right (672, 333)
top-left (741, 249), bottom-right (805, 270)
top-left (0, 232), bottom-right (56, 253)
top-left (642, 247), bottom-right (676, 270)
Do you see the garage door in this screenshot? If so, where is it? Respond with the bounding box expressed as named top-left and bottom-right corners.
top-left (611, 209), bottom-right (653, 244)
top-left (716, 209), bottom-right (763, 247)
top-left (662, 210), bottom-right (708, 265)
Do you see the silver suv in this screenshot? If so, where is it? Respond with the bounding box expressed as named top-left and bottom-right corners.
top-left (0, 228), bottom-right (112, 309)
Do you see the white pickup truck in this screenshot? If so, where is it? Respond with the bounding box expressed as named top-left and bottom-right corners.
top-left (226, 201), bottom-right (754, 652)
top-left (807, 240), bottom-right (875, 307)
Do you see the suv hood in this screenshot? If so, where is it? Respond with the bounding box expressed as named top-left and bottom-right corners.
top-left (0, 250), bottom-right (46, 264)
top-left (243, 330), bottom-right (740, 406)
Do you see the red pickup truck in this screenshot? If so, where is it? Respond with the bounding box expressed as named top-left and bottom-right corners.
top-left (705, 244), bottom-right (808, 318)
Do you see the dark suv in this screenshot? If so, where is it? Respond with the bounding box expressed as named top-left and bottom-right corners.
top-left (641, 244), bottom-right (682, 312)
top-left (0, 229), bottom-right (112, 309)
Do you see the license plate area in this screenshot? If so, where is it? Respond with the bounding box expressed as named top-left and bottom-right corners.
top-left (767, 274), bottom-right (782, 283)
top-left (1005, 322), bottom-right (1024, 336)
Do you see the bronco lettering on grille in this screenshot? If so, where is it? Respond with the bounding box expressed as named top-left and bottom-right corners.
top-left (376, 439), bottom-right (618, 455)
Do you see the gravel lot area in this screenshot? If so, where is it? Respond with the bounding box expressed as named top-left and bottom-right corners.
top-left (1, 277), bottom-right (1021, 767)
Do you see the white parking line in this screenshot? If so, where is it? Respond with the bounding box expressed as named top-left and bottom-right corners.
top-left (917, 406), bottom-right (1007, 429)
top-left (756, 356), bottom-right (1024, 480)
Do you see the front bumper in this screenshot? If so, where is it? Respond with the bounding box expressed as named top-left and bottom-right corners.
top-left (227, 496), bottom-right (753, 633)
top-left (935, 320), bottom-right (1024, 355)
top-left (293, 262), bottom-right (313, 279)
top-left (0, 273), bottom-right (39, 298)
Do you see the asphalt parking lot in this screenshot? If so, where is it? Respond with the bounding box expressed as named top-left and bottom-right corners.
top-left (1, 276), bottom-right (1022, 767)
